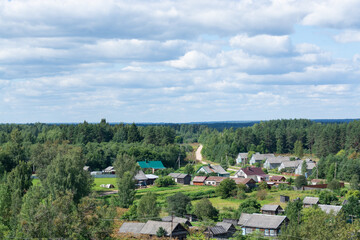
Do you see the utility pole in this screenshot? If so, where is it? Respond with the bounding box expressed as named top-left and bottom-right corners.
top-left (170, 213), bottom-right (173, 240)
top-left (334, 162), bottom-right (337, 179)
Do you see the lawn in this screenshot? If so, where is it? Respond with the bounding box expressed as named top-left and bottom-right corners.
top-left (93, 177), bottom-right (118, 191)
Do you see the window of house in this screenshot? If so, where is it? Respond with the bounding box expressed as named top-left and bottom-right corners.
top-left (264, 229), bottom-right (269, 236)
top-left (270, 229), bottom-right (275, 236)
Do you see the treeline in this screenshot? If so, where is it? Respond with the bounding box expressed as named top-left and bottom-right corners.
top-left (0, 121), bottom-right (195, 173)
top-left (200, 119), bottom-right (360, 162)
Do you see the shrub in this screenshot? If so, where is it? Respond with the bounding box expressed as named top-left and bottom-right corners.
top-left (155, 176), bottom-right (176, 187)
top-left (257, 189), bottom-right (267, 200)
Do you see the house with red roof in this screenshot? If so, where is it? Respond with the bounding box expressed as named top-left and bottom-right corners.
top-left (234, 167), bottom-right (269, 182)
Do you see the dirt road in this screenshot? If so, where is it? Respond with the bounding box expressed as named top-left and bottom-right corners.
top-left (196, 144), bottom-right (206, 164)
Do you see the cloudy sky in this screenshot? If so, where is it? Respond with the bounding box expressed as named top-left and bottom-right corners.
top-left (1, 0), bottom-right (360, 123)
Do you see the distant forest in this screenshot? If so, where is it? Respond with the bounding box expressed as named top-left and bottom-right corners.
top-left (0, 118), bottom-right (360, 181)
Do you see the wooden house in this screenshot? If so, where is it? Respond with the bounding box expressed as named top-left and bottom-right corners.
top-left (261, 205), bottom-right (284, 215)
top-left (192, 176), bottom-right (207, 186)
top-left (232, 177), bottom-right (257, 189)
top-left (196, 164), bottom-right (230, 177)
top-left (249, 153), bottom-right (275, 165)
top-left (119, 221), bottom-right (188, 240)
top-left (168, 173), bottom-right (191, 185)
top-left (236, 153), bottom-right (248, 165)
top-left (303, 197), bottom-right (319, 208)
top-left (235, 167), bottom-right (269, 182)
top-left (205, 176), bottom-right (227, 186)
top-left (204, 222), bottom-right (237, 239)
top-left (238, 213), bottom-right (288, 237)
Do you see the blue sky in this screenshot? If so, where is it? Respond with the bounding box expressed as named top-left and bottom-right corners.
top-left (0, 0), bottom-right (360, 123)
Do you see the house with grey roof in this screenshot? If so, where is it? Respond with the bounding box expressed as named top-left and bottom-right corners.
top-left (303, 197), bottom-right (319, 208)
top-left (295, 159), bottom-right (316, 176)
top-left (134, 170), bottom-right (148, 186)
top-left (261, 205), bottom-right (284, 215)
top-left (145, 174), bottom-right (158, 185)
top-left (278, 160), bottom-right (303, 173)
top-left (204, 222), bottom-right (237, 239)
top-left (162, 216), bottom-right (192, 226)
top-left (102, 166), bottom-right (115, 174)
top-left (168, 173), bottom-right (191, 185)
top-left (264, 156), bottom-right (290, 169)
top-left (236, 153), bottom-right (249, 165)
top-left (118, 222), bottom-right (145, 236)
top-left (249, 153), bottom-right (275, 165)
top-left (318, 204), bottom-right (343, 215)
top-left (119, 220), bottom-right (188, 239)
top-left (238, 213), bottom-right (288, 237)
top-left (196, 164), bottom-right (230, 177)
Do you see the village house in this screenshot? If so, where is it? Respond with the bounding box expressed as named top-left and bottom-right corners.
top-left (192, 176), bottom-right (207, 186)
top-left (311, 179), bottom-right (325, 185)
top-left (303, 197), bottom-right (319, 208)
top-left (196, 164), bottom-right (230, 177)
top-left (134, 170), bottom-right (148, 186)
top-left (236, 153), bottom-right (249, 165)
top-left (294, 159), bottom-right (316, 176)
top-left (261, 205), bottom-right (284, 215)
top-left (145, 174), bottom-right (158, 185)
top-left (278, 160), bottom-right (303, 173)
top-left (162, 216), bottom-right (192, 226)
top-left (232, 177), bottom-right (257, 189)
top-left (102, 166), bottom-right (115, 174)
top-left (263, 156), bottom-right (290, 169)
top-left (270, 175), bottom-right (287, 182)
top-left (318, 204), bottom-right (343, 215)
top-left (249, 153), bottom-right (275, 165)
top-left (235, 167), bottom-right (269, 182)
top-left (119, 220), bottom-right (188, 240)
top-left (204, 222), bottom-right (237, 239)
top-left (137, 160), bottom-right (165, 173)
top-left (83, 166), bottom-right (91, 171)
top-left (205, 176), bottom-right (227, 186)
top-left (168, 173), bottom-right (191, 185)
top-left (238, 213), bottom-right (288, 237)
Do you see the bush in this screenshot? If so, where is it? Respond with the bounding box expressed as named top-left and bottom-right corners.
top-left (194, 198), bottom-right (219, 221)
top-left (237, 190), bottom-right (247, 199)
top-left (295, 175), bottom-right (307, 189)
top-left (327, 179), bottom-right (341, 191)
top-left (155, 176), bottom-right (176, 187)
top-left (216, 178), bottom-right (237, 199)
top-left (257, 189), bottom-right (267, 200)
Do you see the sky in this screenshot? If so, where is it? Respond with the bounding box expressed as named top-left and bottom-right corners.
top-left (1, 0), bottom-right (360, 123)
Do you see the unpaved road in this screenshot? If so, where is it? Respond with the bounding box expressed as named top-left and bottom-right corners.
top-left (196, 144), bottom-right (206, 164)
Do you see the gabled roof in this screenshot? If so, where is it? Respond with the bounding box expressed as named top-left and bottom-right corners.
top-left (266, 156), bottom-right (290, 164)
top-left (239, 167), bottom-right (266, 176)
top-left (119, 222), bottom-right (146, 234)
top-left (134, 170), bottom-right (148, 181)
top-left (252, 153), bottom-right (275, 161)
top-left (193, 176), bottom-right (207, 182)
top-left (261, 204), bottom-right (283, 212)
top-left (318, 204), bottom-right (342, 215)
top-left (145, 174), bottom-right (159, 179)
top-left (168, 173), bottom-right (190, 179)
top-left (215, 222), bottom-right (235, 232)
top-left (198, 165), bottom-right (228, 175)
top-left (237, 153), bottom-right (248, 158)
top-left (103, 166), bottom-right (114, 171)
top-left (162, 216), bottom-right (192, 226)
top-left (140, 220), bottom-right (184, 236)
top-left (271, 176), bottom-right (286, 181)
top-left (238, 213), bottom-right (252, 226)
top-left (205, 176), bottom-right (227, 183)
top-left (222, 218), bottom-right (238, 226)
top-left (303, 197), bottom-right (319, 205)
top-left (240, 213), bottom-right (287, 229)
top-left (208, 226), bottom-right (227, 235)
top-left (280, 160), bottom-right (302, 168)
top-left (233, 178), bottom-right (256, 185)
top-left (138, 161), bottom-right (165, 169)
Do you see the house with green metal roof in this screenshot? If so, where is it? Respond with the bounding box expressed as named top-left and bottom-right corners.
top-left (137, 160), bottom-right (165, 173)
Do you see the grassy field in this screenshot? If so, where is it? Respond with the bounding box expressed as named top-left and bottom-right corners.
top-left (93, 178), bottom-right (118, 191)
